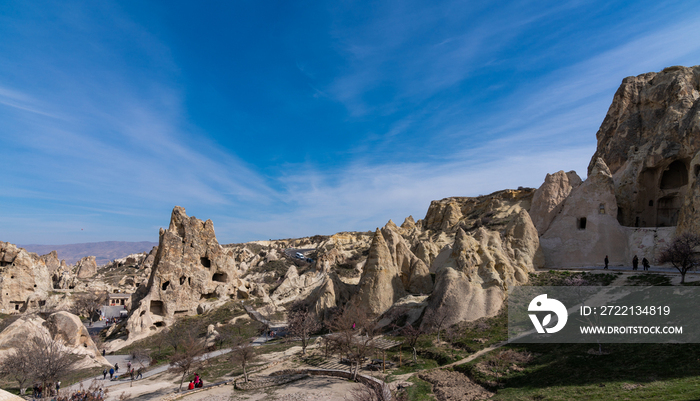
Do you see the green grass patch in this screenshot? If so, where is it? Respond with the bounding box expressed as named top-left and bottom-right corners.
top-left (449, 308), bottom-right (508, 353)
top-left (455, 342), bottom-right (700, 400)
top-left (400, 376), bottom-right (435, 401)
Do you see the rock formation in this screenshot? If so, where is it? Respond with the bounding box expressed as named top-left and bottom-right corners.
top-left (0, 311), bottom-right (109, 369)
top-left (75, 255), bottom-right (98, 278)
top-left (379, 222), bottom-right (433, 294)
top-left (539, 159), bottom-right (628, 267)
top-left (529, 171), bottom-right (582, 235)
top-left (125, 206), bottom-right (240, 340)
top-left (588, 65), bottom-right (700, 230)
top-left (532, 65), bottom-right (700, 267)
top-left (39, 250), bottom-right (63, 273)
top-left (306, 272), bottom-right (356, 318)
top-left (354, 229), bottom-right (408, 316)
top-left (0, 242), bottom-right (52, 314)
top-left (423, 208), bottom-right (543, 329)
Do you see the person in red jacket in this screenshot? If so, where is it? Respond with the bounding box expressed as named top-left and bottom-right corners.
top-left (188, 381), bottom-right (194, 390)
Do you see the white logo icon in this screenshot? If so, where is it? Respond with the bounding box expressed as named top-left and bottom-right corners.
top-left (528, 294), bottom-right (568, 334)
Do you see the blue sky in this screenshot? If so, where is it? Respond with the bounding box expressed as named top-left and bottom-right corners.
top-left (1, 0), bottom-right (699, 245)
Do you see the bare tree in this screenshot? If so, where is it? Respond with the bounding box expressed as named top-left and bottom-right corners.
top-left (0, 343), bottom-right (34, 395)
top-left (74, 291), bottom-right (108, 324)
top-left (168, 332), bottom-right (206, 391)
top-left (659, 232), bottom-right (700, 284)
top-left (130, 347), bottom-right (151, 368)
top-left (400, 324), bottom-right (423, 363)
top-left (345, 384), bottom-right (382, 401)
top-left (31, 332), bottom-right (78, 393)
top-left (424, 307), bottom-right (450, 343)
top-left (287, 301), bottom-right (321, 356)
top-left (229, 339), bottom-right (257, 383)
top-left (330, 304), bottom-right (378, 380)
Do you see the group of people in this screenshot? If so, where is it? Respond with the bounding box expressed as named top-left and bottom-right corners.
top-left (603, 255), bottom-right (651, 270)
top-left (187, 373), bottom-right (204, 390)
top-left (102, 362), bottom-right (143, 381)
top-left (32, 381), bottom-right (60, 398)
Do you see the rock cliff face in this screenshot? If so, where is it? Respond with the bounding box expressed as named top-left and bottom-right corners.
top-left (529, 171), bottom-right (582, 235)
top-left (539, 159), bottom-right (628, 267)
top-left (588, 65), bottom-right (700, 230)
top-left (125, 206), bottom-right (240, 340)
top-left (75, 255), bottom-right (98, 278)
top-left (0, 242), bottom-right (52, 314)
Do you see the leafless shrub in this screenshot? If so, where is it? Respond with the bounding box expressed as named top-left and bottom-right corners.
top-left (658, 232), bottom-right (700, 284)
top-left (287, 301), bottom-right (321, 355)
top-left (229, 339), bottom-right (257, 383)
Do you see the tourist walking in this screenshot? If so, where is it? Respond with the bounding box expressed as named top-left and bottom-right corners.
top-left (136, 367), bottom-right (143, 380)
top-left (604, 255), bottom-right (609, 269)
top-left (114, 362), bottom-right (119, 373)
top-left (109, 367), bottom-right (114, 379)
top-left (642, 257), bottom-right (650, 271)
top-left (633, 255), bottom-right (639, 270)
top-left (103, 369), bottom-right (108, 380)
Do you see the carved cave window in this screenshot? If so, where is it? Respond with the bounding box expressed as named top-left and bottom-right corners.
top-left (212, 273), bottom-right (227, 283)
top-left (200, 257), bottom-right (211, 268)
top-left (578, 217), bottom-right (587, 230)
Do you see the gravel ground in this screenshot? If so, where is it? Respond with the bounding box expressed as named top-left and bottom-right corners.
top-left (419, 370), bottom-right (493, 401)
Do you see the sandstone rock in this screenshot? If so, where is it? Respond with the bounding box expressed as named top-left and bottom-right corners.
top-left (413, 240), bottom-right (441, 271)
top-left (271, 266), bottom-right (327, 305)
top-left (422, 217), bottom-right (540, 328)
top-left (52, 266), bottom-right (77, 290)
top-left (125, 206), bottom-right (239, 340)
top-left (141, 246), bottom-right (158, 269)
top-left (401, 216), bottom-right (416, 230)
top-left (380, 223), bottom-right (433, 294)
top-left (0, 311), bottom-right (109, 369)
top-left (588, 65), bottom-right (700, 230)
top-left (205, 324), bottom-right (220, 348)
top-left (529, 170), bottom-right (582, 235)
top-left (540, 158), bottom-right (629, 267)
top-left (354, 229), bottom-right (407, 316)
top-left (307, 272), bottom-right (356, 318)
top-left (424, 200), bottom-right (463, 231)
top-left (40, 250), bottom-right (62, 273)
top-left (44, 311), bottom-right (108, 362)
top-left (75, 256), bottom-right (97, 278)
top-left (0, 242), bottom-right (52, 314)
top-left (504, 209), bottom-right (545, 272)
top-left (314, 232), bottom-right (373, 273)
top-left (678, 150), bottom-right (700, 233)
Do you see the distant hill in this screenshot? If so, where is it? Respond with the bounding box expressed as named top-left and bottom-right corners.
top-left (20, 241), bottom-right (158, 265)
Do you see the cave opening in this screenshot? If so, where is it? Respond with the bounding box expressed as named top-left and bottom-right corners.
top-left (212, 273), bottom-right (228, 283)
top-left (200, 257), bottom-right (211, 268)
top-left (660, 160), bottom-right (688, 189)
top-left (150, 300), bottom-right (165, 316)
